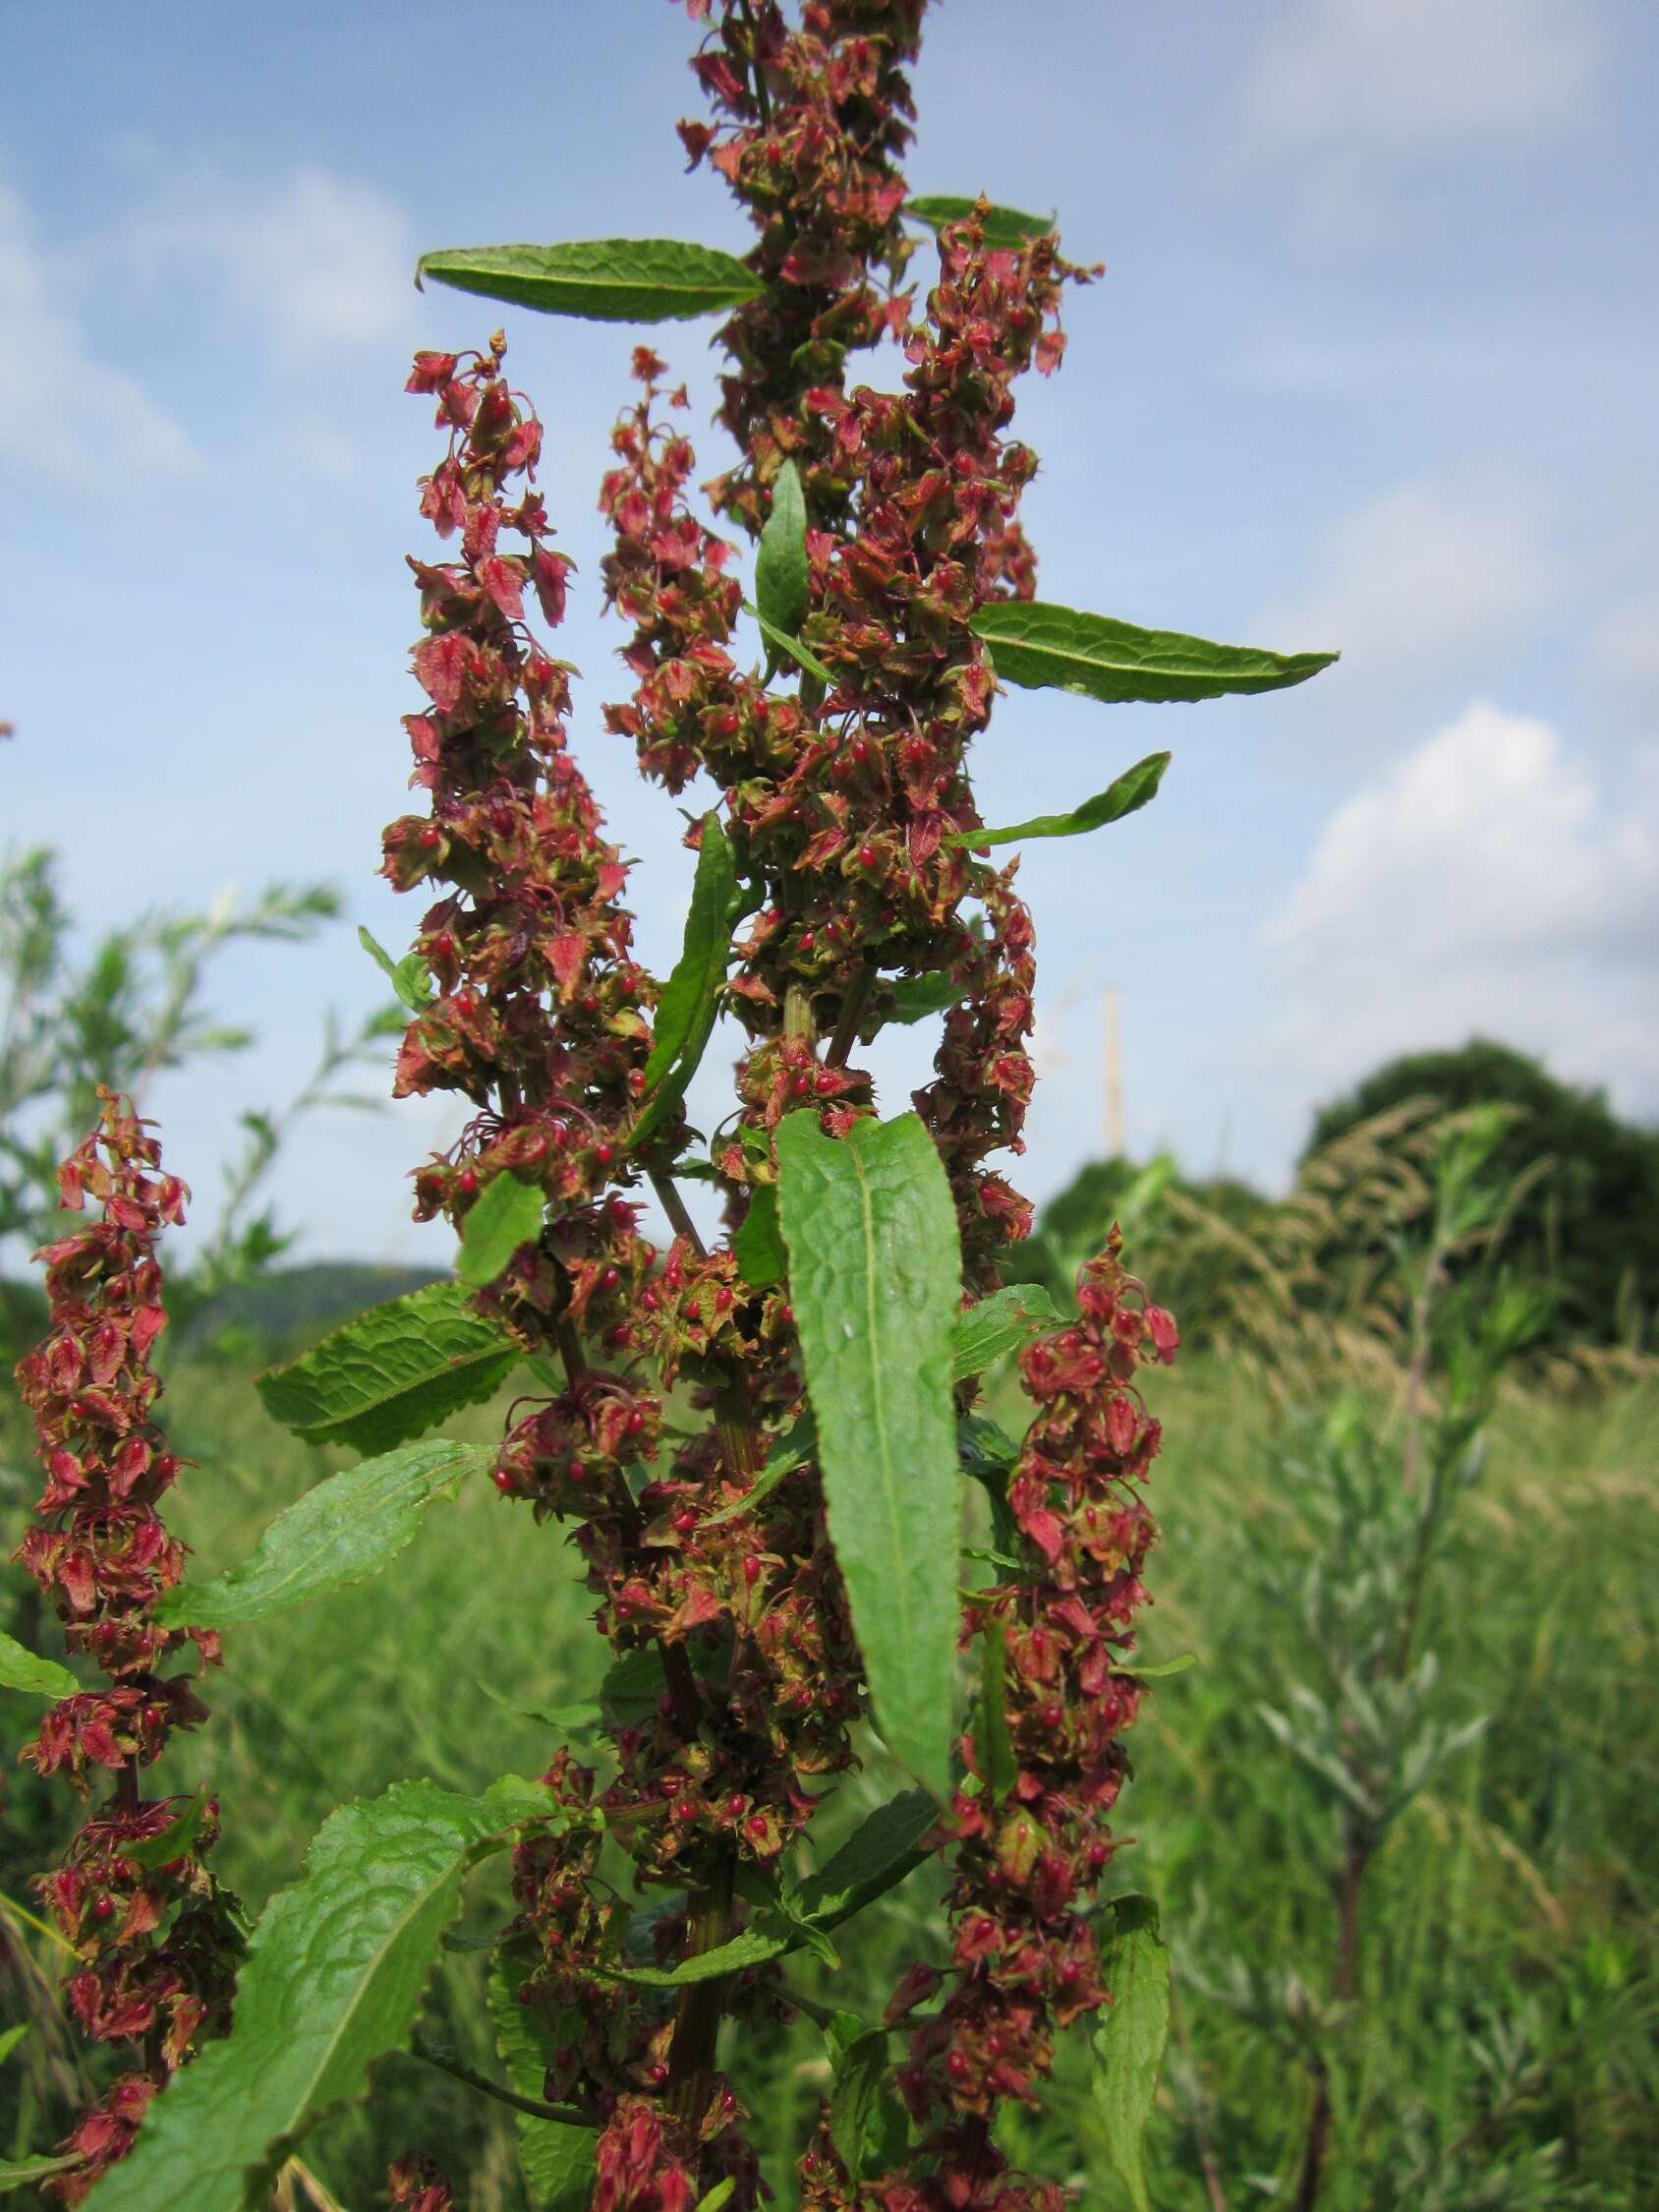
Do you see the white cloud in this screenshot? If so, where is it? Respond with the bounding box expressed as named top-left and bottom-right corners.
top-left (1264, 700), bottom-right (1659, 1111)
top-left (1243, 0), bottom-right (1600, 156)
top-left (1270, 479), bottom-right (1554, 698)
top-left (1594, 591), bottom-right (1659, 697)
top-left (0, 180), bottom-right (200, 492)
top-left (118, 166), bottom-right (414, 357)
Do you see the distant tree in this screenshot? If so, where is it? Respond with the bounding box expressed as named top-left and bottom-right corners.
top-left (1306, 1040), bottom-right (1659, 1346)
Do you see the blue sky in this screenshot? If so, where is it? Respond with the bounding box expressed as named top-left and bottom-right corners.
top-left (3, 0), bottom-right (1656, 1266)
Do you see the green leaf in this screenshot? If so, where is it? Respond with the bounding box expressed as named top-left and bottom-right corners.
top-left (0, 2025), bottom-right (29, 2066)
top-left (415, 239), bottom-right (763, 322)
top-left (1115, 1653), bottom-right (1198, 1681)
top-left (886, 972), bottom-right (965, 1025)
top-left (952, 1283), bottom-right (1062, 1383)
top-left (91, 1777), bottom-right (559, 2212)
top-left (741, 600), bottom-right (834, 686)
top-left (1091, 1893), bottom-right (1171, 2212)
top-left (775, 1110), bottom-right (963, 1799)
top-left (475, 1681), bottom-right (603, 1740)
top-left (948, 751), bottom-right (1170, 849)
top-left (755, 459), bottom-right (809, 639)
top-left (734, 1864), bottom-right (839, 1970)
top-left (357, 924), bottom-right (432, 1012)
top-left (699, 1414), bottom-right (815, 1527)
top-left (256, 1282), bottom-right (520, 1454)
top-left (458, 1174), bottom-right (545, 1290)
top-left (971, 600), bottom-right (1339, 706)
top-left (631, 814), bottom-right (737, 1152)
top-left (0, 2155), bottom-right (80, 2195)
top-left (905, 197), bottom-right (1055, 249)
top-left (794, 1787), bottom-right (939, 1929)
top-left (598, 1642), bottom-right (728, 1734)
top-left (0, 1626), bottom-right (77, 1701)
top-left (828, 2025), bottom-right (890, 2181)
top-left (124, 1793), bottom-right (209, 1869)
top-left (154, 1439), bottom-right (487, 1629)
top-left (611, 1786), bottom-right (938, 1990)
top-left (973, 1624), bottom-right (1017, 1804)
top-left (733, 1185), bottom-right (786, 1289)
top-left (486, 1963), bottom-right (596, 2209)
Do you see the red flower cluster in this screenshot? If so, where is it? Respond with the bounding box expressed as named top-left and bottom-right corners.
top-left (12, 1094), bottom-right (240, 2201)
top-left (380, 10), bottom-right (1169, 2205)
top-left (387, 335), bottom-right (659, 1330)
top-left (866, 1245), bottom-right (1177, 2211)
top-left (675, 0), bottom-right (925, 532)
top-left (387, 2154), bottom-right (455, 2212)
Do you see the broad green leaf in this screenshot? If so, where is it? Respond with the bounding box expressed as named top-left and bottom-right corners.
top-left (695, 2182), bottom-right (736, 2212)
top-left (631, 814), bottom-right (737, 1152)
top-left (742, 599), bottom-right (833, 685)
top-left (92, 1777), bottom-right (559, 2212)
top-left (416, 239), bottom-right (763, 322)
top-left (886, 972), bottom-right (965, 1025)
top-left (905, 197), bottom-right (1055, 249)
top-left (612, 1786), bottom-right (938, 1989)
top-left (0, 2155), bottom-right (79, 2194)
top-left (1091, 1893), bottom-right (1171, 2212)
top-left (755, 459), bottom-right (809, 639)
top-left (700, 1413), bottom-right (815, 1527)
top-left (124, 1793), bottom-right (208, 1869)
top-left (154, 1440), bottom-right (487, 1629)
top-left (256, 1282), bottom-right (519, 1454)
top-left (952, 1283), bottom-right (1062, 1382)
top-left (733, 1184), bottom-right (785, 1289)
top-left (0, 2026), bottom-right (29, 2066)
top-left (948, 751), bottom-right (1170, 849)
top-left (0, 1626), bottom-right (76, 1701)
top-left (357, 924), bottom-right (432, 1012)
top-left (827, 2024), bottom-right (890, 2181)
top-left (973, 1624), bottom-right (1017, 1803)
top-left (971, 600), bottom-right (1338, 706)
top-left (795, 1787), bottom-right (939, 1927)
top-left (459, 1174), bottom-right (545, 1289)
top-left (604, 1924), bottom-right (787, 1990)
top-left (775, 1110), bottom-right (963, 1799)
top-left (486, 1962), bottom-right (595, 2209)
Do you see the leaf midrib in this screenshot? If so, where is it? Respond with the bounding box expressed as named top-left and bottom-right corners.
top-left (846, 1135), bottom-right (909, 1659)
top-left (267, 1833), bottom-right (466, 2166)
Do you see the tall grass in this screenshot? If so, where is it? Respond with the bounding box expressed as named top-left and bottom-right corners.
top-left (7, 1339), bottom-right (1651, 2205)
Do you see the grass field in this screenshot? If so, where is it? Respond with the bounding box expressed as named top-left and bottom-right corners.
top-left (4, 1344), bottom-right (1655, 2207)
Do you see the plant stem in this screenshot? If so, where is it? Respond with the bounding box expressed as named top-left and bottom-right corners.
top-left (651, 1168), bottom-right (708, 1257)
top-left (1292, 1825), bottom-right (1371, 2212)
top-left (555, 1314), bottom-right (707, 1743)
top-left (736, 0), bottom-right (772, 126)
top-left (826, 961), bottom-right (876, 1068)
top-left (410, 2034), bottom-right (593, 2128)
top-left (666, 1846), bottom-right (738, 2128)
